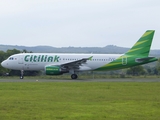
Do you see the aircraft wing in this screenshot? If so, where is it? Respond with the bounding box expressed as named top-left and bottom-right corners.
top-left (48, 56), bottom-right (93, 70)
top-left (60, 57), bottom-right (91, 70)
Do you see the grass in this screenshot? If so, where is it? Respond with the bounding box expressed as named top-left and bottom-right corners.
top-left (0, 81), bottom-right (160, 120)
top-left (1, 74), bottom-right (160, 80)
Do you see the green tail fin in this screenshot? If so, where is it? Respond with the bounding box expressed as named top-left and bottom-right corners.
top-left (125, 30), bottom-right (155, 56)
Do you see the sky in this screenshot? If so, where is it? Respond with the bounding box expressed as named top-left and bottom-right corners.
top-left (0, 0), bottom-right (160, 49)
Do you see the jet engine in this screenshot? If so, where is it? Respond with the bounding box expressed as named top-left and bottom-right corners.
top-left (45, 66), bottom-right (64, 75)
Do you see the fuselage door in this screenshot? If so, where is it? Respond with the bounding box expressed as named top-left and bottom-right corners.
top-left (122, 55), bottom-right (127, 65)
top-left (18, 55), bottom-right (24, 64)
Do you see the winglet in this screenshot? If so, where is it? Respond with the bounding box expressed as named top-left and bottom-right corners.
top-left (125, 30), bottom-right (155, 56)
top-left (88, 56), bottom-right (93, 61)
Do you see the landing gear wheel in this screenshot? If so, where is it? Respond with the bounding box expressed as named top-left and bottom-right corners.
top-left (20, 76), bottom-right (24, 79)
top-left (20, 70), bottom-right (24, 79)
top-left (71, 74), bottom-right (78, 79)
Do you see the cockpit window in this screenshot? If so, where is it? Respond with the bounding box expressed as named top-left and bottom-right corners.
top-left (9, 57), bottom-right (14, 60)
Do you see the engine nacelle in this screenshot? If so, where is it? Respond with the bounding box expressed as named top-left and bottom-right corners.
top-left (45, 66), bottom-right (63, 75)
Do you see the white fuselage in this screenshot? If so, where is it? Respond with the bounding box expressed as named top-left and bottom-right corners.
top-left (1, 53), bottom-right (121, 71)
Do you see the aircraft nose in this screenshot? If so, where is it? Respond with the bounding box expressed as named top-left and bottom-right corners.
top-left (1, 60), bottom-right (8, 68)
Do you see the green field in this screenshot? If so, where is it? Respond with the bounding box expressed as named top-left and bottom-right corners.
top-left (0, 81), bottom-right (160, 120)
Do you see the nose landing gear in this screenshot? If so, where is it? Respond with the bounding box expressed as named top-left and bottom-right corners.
top-left (20, 70), bottom-right (24, 79)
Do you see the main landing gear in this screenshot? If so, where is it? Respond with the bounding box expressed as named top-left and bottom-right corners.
top-left (71, 74), bottom-right (78, 79)
top-left (20, 70), bottom-right (24, 79)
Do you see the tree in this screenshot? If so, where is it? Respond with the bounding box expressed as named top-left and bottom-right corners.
top-left (156, 58), bottom-right (160, 75)
top-left (6, 49), bottom-right (21, 57)
top-left (126, 65), bottom-right (147, 76)
top-left (0, 51), bottom-right (10, 75)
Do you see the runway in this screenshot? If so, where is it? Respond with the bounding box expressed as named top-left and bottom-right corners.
top-left (0, 78), bottom-right (160, 82)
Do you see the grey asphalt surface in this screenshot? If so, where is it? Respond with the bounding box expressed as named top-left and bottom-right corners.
top-left (0, 78), bottom-right (160, 82)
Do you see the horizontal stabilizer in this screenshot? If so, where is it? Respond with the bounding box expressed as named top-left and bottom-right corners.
top-left (136, 57), bottom-right (156, 63)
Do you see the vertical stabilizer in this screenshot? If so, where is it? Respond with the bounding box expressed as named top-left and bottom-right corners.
top-left (125, 30), bottom-right (155, 56)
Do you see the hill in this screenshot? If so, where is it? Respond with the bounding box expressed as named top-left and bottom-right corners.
top-left (0, 44), bottom-right (159, 57)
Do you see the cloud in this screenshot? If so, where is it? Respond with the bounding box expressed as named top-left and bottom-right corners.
top-left (0, 0), bottom-right (159, 48)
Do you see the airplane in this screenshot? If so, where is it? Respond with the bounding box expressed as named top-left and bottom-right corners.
top-left (1, 30), bottom-right (158, 79)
